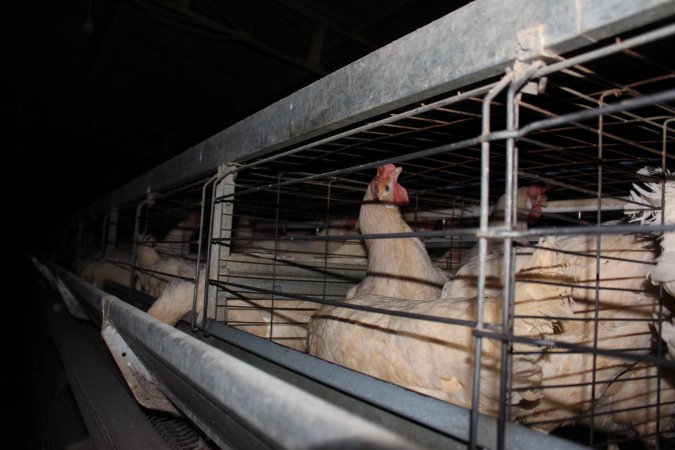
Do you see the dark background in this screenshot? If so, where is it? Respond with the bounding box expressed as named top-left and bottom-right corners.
top-left (5, 0), bottom-right (471, 242)
top-left (3, 1), bottom-right (471, 447)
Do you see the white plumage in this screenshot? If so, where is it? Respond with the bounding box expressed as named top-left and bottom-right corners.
top-left (626, 167), bottom-right (675, 299)
top-left (75, 219), bottom-right (199, 294)
top-left (346, 164), bottom-right (449, 300)
top-left (591, 363), bottom-right (675, 444)
top-left (147, 269), bottom-right (206, 326)
top-left (508, 231), bottom-right (665, 439)
top-left (308, 167), bottom-right (675, 447)
top-left (222, 297), bottom-right (314, 351)
top-left (659, 318), bottom-right (675, 360)
top-left (309, 166), bottom-right (564, 412)
top-left (446, 185), bottom-right (547, 300)
top-left (149, 276), bottom-right (316, 350)
top-left (309, 289), bottom-right (566, 416)
top-left (76, 231), bottom-right (207, 326)
top-left (135, 234), bottom-right (197, 298)
top-left (75, 254), bottom-right (134, 290)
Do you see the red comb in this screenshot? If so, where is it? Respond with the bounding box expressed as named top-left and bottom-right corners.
top-left (377, 164), bottom-right (397, 179)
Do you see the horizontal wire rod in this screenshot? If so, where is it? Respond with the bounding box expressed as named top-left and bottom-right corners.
top-left (219, 88), bottom-right (675, 202)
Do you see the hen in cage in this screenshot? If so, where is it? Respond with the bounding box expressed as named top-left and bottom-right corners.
top-left (447, 183), bottom-right (550, 300)
top-left (146, 269), bottom-right (208, 326)
top-left (309, 165), bottom-right (675, 448)
top-left (135, 234), bottom-right (199, 299)
top-left (31, 2), bottom-right (675, 448)
top-left (75, 253), bottom-right (135, 291)
top-left (345, 164), bottom-right (450, 300)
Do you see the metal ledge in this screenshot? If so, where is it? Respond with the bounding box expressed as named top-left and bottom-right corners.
top-left (45, 262), bottom-right (419, 448)
top-left (178, 314), bottom-right (587, 450)
top-left (41, 260), bottom-right (587, 450)
top-left (102, 295), bottom-right (418, 450)
top-left (80, 0), bottom-right (675, 216)
top-left (40, 280), bottom-right (170, 450)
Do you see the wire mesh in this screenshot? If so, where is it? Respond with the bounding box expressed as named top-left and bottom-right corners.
top-left (70, 17), bottom-right (675, 450)
top-left (202, 20), bottom-right (675, 450)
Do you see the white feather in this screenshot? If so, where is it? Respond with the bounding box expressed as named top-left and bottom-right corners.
top-left (660, 317), bottom-right (675, 360)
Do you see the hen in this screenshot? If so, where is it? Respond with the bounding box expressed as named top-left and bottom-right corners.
top-left (308, 227), bottom-right (666, 437)
top-left (147, 267), bottom-right (313, 351)
top-left (447, 184), bottom-right (549, 300)
top-left (309, 289), bottom-right (566, 416)
top-left (76, 253), bottom-right (134, 290)
top-left (346, 164), bottom-right (449, 300)
top-left (147, 268), bottom-right (207, 326)
top-left (508, 230), bottom-right (667, 440)
top-left (135, 234), bottom-right (197, 298)
top-left (308, 167), bottom-right (675, 448)
top-left (626, 167), bottom-right (675, 298)
top-left (76, 217), bottom-right (198, 292)
top-left (308, 165), bottom-right (564, 412)
top-left (489, 184), bottom-right (548, 226)
top-left (466, 170), bottom-right (674, 444)
top-left (221, 297), bottom-right (314, 351)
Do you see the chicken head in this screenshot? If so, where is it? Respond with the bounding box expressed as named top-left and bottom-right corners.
top-left (369, 164), bottom-right (409, 206)
top-left (525, 184), bottom-right (548, 224)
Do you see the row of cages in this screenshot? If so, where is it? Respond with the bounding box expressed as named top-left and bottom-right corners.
top-left (66, 19), bottom-right (675, 450)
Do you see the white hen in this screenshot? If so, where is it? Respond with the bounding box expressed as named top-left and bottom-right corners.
top-left (346, 164), bottom-right (450, 300)
top-left (308, 289), bottom-right (567, 415)
top-left (147, 269), bottom-right (207, 325)
top-left (445, 185), bottom-right (548, 300)
top-left (626, 166), bottom-right (675, 298)
top-left (135, 234), bottom-right (197, 298)
top-left (309, 167), bottom-right (675, 447)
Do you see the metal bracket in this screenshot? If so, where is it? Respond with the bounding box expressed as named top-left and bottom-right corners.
top-left (516, 26), bottom-right (550, 96)
top-left (510, 59), bottom-right (548, 97)
top-left (517, 24), bottom-right (546, 60)
top-left (101, 299), bottom-right (179, 414)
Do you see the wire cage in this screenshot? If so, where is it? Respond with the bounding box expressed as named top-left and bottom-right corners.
top-left (72, 178), bottom-right (209, 309)
top-left (64, 10), bottom-right (675, 450)
top-left (186, 18), bottom-right (675, 449)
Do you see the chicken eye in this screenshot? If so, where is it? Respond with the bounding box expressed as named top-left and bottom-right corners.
top-left (385, 182), bottom-right (391, 192)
